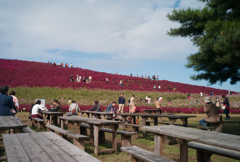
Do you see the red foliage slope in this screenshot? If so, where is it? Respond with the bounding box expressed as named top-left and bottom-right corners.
top-left (0, 59), bottom-right (232, 95)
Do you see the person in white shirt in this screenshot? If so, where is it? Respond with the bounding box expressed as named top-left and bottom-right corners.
top-left (31, 100), bottom-right (46, 119)
top-left (66, 101), bottom-right (80, 116)
top-left (159, 96), bottom-right (163, 102)
top-left (158, 85), bottom-right (161, 89)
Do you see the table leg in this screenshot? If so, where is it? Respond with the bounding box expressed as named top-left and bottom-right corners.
top-left (169, 118), bottom-right (177, 125)
top-left (93, 125), bottom-right (103, 156)
top-left (154, 134), bottom-right (164, 155)
top-left (49, 115), bottom-right (52, 125)
top-left (60, 119), bottom-right (64, 129)
top-left (90, 124), bottom-right (94, 146)
top-left (133, 116), bottom-right (136, 124)
top-left (142, 117), bottom-right (146, 137)
top-left (43, 113), bottom-right (46, 123)
top-left (180, 118), bottom-right (188, 127)
top-left (179, 139), bottom-right (188, 162)
top-left (109, 125), bottom-right (118, 154)
top-left (120, 117), bottom-right (126, 130)
top-left (68, 121), bottom-right (74, 130)
top-left (80, 112), bottom-right (83, 117)
top-left (154, 117), bottom-right (158, 126)
top-left (74, 122), bottom-right (82, 133)
top-left (101, 114), bottom-right (105, 120)
top-left (160, 110), bottom-right (162, 114)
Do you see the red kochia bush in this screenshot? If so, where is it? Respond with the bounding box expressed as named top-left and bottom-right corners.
top-left (0, 58), bottom-right (234, 95)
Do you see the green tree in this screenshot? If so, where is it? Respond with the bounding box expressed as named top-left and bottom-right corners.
top-left (167, 0), bottom-right (240, 85)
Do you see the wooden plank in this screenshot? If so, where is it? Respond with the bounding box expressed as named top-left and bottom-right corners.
top-left (179, 139), bottom-right (188, 162)
top-left (59, 116), bottom-right (123, 125)
top-left (30, 132), bottom-right (77, 162)
top-left (3, 134), bottom-right (31, 162)
top-left (0, 116), bottom-right (10, 128)
top-left (189, 142), bottom-right (240, 160)
top-left (120, 146), bottom-right (175, 162)
top-left (142, 125), bottom-right (240, 152)
top-left (3, 116), bottom-right (18, 127)
top-left (22, 127), bottom-right (35, 133)
top-left (109, 125), bottom-right (118, 154)
top-left (16, 133), bottom-right (54, 161)
top-left (43, 132), bottom-right (100, 162)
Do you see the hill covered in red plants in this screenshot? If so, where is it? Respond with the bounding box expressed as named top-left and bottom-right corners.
top-left (0, 59), bottom-right (232, 95)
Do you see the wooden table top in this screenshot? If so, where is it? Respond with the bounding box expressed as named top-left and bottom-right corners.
top-left (58, 116), bottom-right (124, 125)
top-left (142, 109), bottom-right (164, 111)
top-left (3, 132), bottom-right (100, 162)
top-left (121, 113), bottom-right (196, 119)
top-left (79, 110), bottom-right (114, 115)
top-left (0, 116), bottom-right (27, 130)
top-left (42, 111), bottom-right (65, 115)
top-left (141, 125), bottom-right (240, 152)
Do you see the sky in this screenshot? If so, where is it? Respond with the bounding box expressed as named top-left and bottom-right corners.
top-left (0, 0), bottom-right (239, 92)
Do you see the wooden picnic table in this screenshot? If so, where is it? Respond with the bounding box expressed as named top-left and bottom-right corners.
top-left (79, 110), bottom-right (114, 120)
top-left (42, 111), bottom-right (64, 125)
top-left (143, 109), bottom-right (164, 114)
top-left (3, 132), bottom-right (100, 162)
top-left (58, 116), bottom-right (124, 156)
top-left (121, 113), bottom-right (196, 127)
top-left (141, 125), bottom-right (240, 162)
top-left (0, 116), bottom-right (27, 135)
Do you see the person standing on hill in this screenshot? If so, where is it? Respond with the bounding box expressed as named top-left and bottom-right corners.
top-left (118, 93), bottom-right (125, 114)
top-left (106, 78), bottom-right (108, 84)
top-left (199, 97), bottom-right (219, 129)
top-left (129, 95), bottom-right (135, 113)
top-left (119, 80), bottom-right (123, 86)
top-left (66, 101), bottom-right (80, 116)
top-left (65, 63), bottom-right (68, 67)
top-left (70, 63), bottom-right (73, 67)
top-left (221, 94), bottom-right (231, 120)
top-left (0, 85), bottom-right (15, 116)
top-left (155, 99), bottom-right (161, 109)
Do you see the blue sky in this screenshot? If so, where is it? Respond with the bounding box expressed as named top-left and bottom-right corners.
top-left (0, 0), bottom-right (239, 92)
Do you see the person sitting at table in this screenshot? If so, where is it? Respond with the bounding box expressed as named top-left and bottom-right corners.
top-left (88, 100), bottom-right (101, 118)
top-left (47, 99), bottom-right (62, 124)
top-left (66, 101), bottom-right (80, 116)
top-left (0, 85), bottom-right (15, 116)
top-left (31, 100), bottom-right (46, 119)
top-left (106, 101), bottom-right (117, 117)
top-left (199, 97), bottom-right (219, 129)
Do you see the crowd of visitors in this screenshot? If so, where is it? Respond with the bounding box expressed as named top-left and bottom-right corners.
top-left (48, 61), bottom-right (73, 68)
top-left (69, 74), bottom-right (92, 83)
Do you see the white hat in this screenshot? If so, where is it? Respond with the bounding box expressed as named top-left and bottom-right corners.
top-left (204, 97), bottom-right (212, 103)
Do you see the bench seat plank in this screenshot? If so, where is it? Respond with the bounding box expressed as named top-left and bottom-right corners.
top-left (189, 142), bottom-right (240, 160)
top-left (22, 127), bottom-right (35, 133)
top-left (43, 132), bottom-right (100, 162)
top-left (121, 146), bottom-right (175, 162)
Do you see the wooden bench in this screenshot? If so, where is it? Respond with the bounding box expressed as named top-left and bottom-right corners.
top-left (188, 142), bottom-right (240, 161)
top-left (119, 123), bottom-right (143, 139)
top-left (79, 123), bottom-right (137, 147)
top-left (31, 117), bottom-right (45, 130)
top-left (146, 120), bottom-right (213, 130)
top-left (45, 124), bottom-right (89, 151)
top-left (22, 126), bottom-right (35, 133)
top-left (0, 156), bottom-right (7, 161)
top-left (120, 146), bottom-right (175, 162)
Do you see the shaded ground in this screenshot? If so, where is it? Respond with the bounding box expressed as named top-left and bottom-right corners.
top-left (1, 112), bottom-right (240, 162)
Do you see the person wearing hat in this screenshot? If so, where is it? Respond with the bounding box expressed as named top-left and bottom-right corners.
top-left (199, 97), bottom-right (220, 128)
top-left (221, 94), bottom-right (231, 120)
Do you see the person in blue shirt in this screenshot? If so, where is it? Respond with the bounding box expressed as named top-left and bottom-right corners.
top-left (118, 93), bottom-right (125, 114)
top-left (0, 85), bottom-right (15, 116)
top-left (106, 101), bottom-right (117, 113)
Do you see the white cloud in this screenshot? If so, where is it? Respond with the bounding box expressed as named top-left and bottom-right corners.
top-left (0, 0), bottom-right (200, 62)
